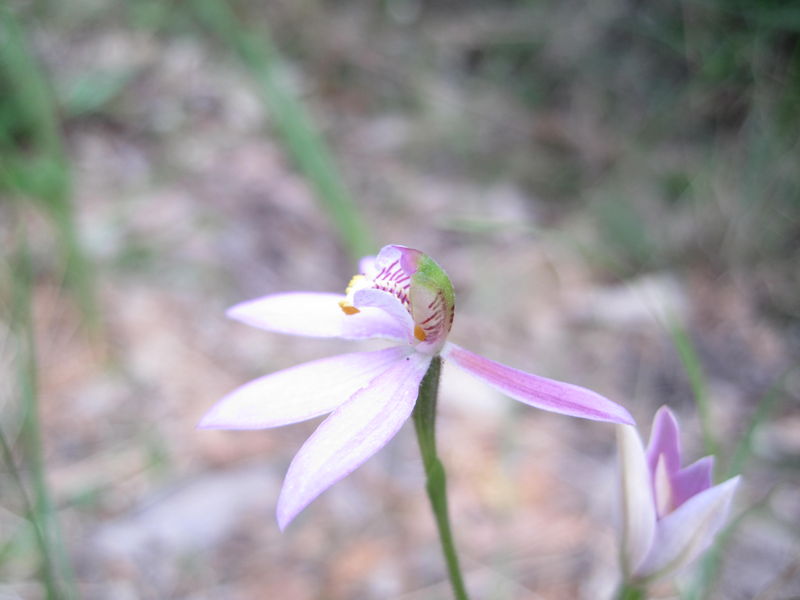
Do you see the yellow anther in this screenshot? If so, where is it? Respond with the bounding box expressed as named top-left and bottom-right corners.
top-left (339, 274), bottom-right (368, 316)
top-left (338, 300), bottom-right (360, 315)
top-left (414, 325), bottom-right (427, 341)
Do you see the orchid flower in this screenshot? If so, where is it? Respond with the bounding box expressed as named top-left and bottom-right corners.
top-left (200, 244), bottom-right (633, 530)
top-left (617, 406), bottom-right (740, 586)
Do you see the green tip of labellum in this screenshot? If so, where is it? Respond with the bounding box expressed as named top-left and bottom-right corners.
top-left (408, 251), bottom-right (455, 349)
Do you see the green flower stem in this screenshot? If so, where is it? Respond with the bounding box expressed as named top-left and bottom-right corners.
top-left (615, 581), bottom-right (647, 600)
top-left (412, 356), bottom-right (471, 600)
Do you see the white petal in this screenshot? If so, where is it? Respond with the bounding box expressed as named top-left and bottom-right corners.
top-left (358, 255), bottom-right (377, 277)
top-left (654, 454), bottom-right (675, 518)
top-left (617, 424), bottom-right (658, 578)
top-left (634, 476), bottom-right (740, 581)
top-left (198, 347), bottom-right (409, 429)
top-left (276, 352), bottom-right (432, 529)
top-left (227, 292), bottom-right (407, 341)
top-left (353, 288), bottom-right (415, 341)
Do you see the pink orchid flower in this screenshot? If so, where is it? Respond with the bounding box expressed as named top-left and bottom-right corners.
top-left (617, 406), bottom-right (740, 583)
top-left (200, 244), bottom-right (633, 529)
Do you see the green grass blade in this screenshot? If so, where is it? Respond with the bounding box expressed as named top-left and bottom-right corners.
top-left (8, 227), bottom-right (79, 599)
top-left (668, 322), bottom-right (718, 459)
top-left (0, 427), bottom-right (60, 598)
top-left (0, 5), bottom-right (97, 327)
top-left (188, 0), bottom-right (374, 261)
top-left (726, 365), bottom-right (796, 479)
top-left (680, 490), bottom-right (773, 600)
top-left (0, 6), bottom-right (63, 161)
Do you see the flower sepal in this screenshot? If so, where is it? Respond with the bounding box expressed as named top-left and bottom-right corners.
top-left (617, 407), bottom-right (740, 585)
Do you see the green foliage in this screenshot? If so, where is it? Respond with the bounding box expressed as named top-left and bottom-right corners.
top-left (669, 323), bottom-right (718, 459)
top-left (188, 0), bottom-right (375, 262)
top-left (0, 232), bottom-right (78, 599)
top-left (0, 6), bottom-right (69, 201)
top-left (61, 69), bottom-right (134, 117)
top-left (668, 323), bottom-right (795, 600)
top-left (590, 197), bottom-right (660, 275)
top-left (0, 5), bottom-right (97, 324)
top-left (726, 366), bottom-right (797, 479)
top-left (1, 7), bottom-right (96, 595)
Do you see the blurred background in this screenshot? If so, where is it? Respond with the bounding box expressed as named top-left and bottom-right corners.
top-left (1, 0), bottom-right (799, 598)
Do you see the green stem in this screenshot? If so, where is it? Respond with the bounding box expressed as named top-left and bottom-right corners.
top-left (412, 356), bottom-right (470, 600)
top-left (614, 581), bottom-right (647, 600)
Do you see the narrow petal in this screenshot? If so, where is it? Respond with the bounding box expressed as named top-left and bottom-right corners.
top-left (653, 454), bottom-right (675, 518)
top-left (617, 425), bottom-right (657, 578)
top-left (634, 476), bottom-right (740, 581)
top-left (443, 344), bottom-right (634, 425)
top-left (672, 456), bottom-right (714, 509)
top-left (645, 406), bottom-right (682, 477)
top-left (198, 347), bottom-right (409, 430)
top-left (227, 292), bottom-right (407, 341)
top-left (276, 352), bottom-right (432, 529)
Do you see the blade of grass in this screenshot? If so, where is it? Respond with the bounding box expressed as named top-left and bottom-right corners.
top-left (725, 365), bottom-right (797, 479)
top-left (0, 7), bottom-right (62, 163)
top-left (0, 427), bottom-right (60, 597)
top-left (0, 5), bottom-right (97, 327)
top-left (8, 224), bottom-right (79, 599)
top-left (676, 358), bottom-right (795, 599)
top-left (187, 0), bottom-right (374, 261)
top-left (668, 322), bottom-right (718, 459)
top-left (681, 488), bottom-right (774, 600)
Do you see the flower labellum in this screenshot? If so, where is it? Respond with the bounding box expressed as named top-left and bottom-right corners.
top-left (199, 244), bottom-right (634, 529)
top-left (617, 406), bottom-right (740, 583)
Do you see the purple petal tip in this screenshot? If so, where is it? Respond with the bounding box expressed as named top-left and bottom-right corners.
top-left (444, 344), bottom-right (635, 425)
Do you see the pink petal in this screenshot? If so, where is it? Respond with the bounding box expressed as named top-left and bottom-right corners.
top-left (198, 347), bottom-right (410, 430)
top-left (442, 344), bottom-right (634, 425)
top-left (645, 406), bottom-right (682, 480)
top-left (227, 292), bottom-right (407, 341)
top-left (634, 476), bottom-right (740, 581)
top-left (617, 424), bottom-right (657, 578)
top-left (374, 245), bottom-right (423, 275)
top-left (276, 352), bottom-right (432, 529)
top-left (672, 456), bottom-right (714, 509)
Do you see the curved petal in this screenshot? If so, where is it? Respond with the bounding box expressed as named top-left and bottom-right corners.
top-left (374, 245), bottom-right (423, 276)
top-left (617, 424), bottom-right (657, 578)
top-left (634, 476), bottom-right (740, 581)
top-left (672, 456), bottom-right (714, 510)
top-left (198, 347), bottom-right (409, 430)
top-left (276, 352), bottom-right (432, 530)
top-left (353, 288), bottom-right (415, 340)
top-left (358, 255), bottom-right (377, 278)
top-left (442, 344), bottom-right (634, 425)
top-left (227, 292), bottom-right (406, 341)
top-left (646, 406), bottom-right (682, 479)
